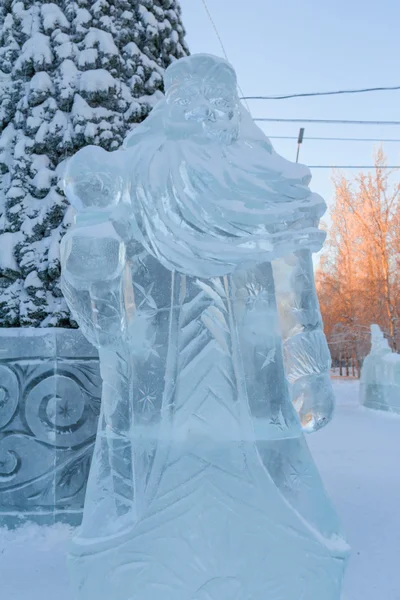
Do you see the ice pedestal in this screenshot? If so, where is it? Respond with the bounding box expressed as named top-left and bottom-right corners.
top-left (360, 324), bottom-right (400, 413)
top-left (61, 53), bottom-right (348, 600)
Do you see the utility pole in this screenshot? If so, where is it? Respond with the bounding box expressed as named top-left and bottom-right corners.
top-left (296, 127), bottom-right (305, 163)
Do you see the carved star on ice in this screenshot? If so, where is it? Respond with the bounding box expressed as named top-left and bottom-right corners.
top-left (134, 282), bottom-right (157, 312)
top-left (144, 332), bottom-right (163, 360)
top-left (258, 348), bottom-right (276, 369)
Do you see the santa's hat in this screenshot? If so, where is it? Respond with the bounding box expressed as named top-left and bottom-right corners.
top-left (164, 53), bottom-right (237, 92)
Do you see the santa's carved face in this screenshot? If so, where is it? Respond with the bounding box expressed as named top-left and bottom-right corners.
top-left (168, 79), bottom-right (235, 120)
top-left (164, 55), bottom-right (241, 142)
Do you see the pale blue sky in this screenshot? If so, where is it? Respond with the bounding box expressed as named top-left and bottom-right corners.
top-left (179, 0), bottom-right (400, 222)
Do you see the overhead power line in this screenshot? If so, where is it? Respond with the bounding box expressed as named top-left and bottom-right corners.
top-left (200, 0), bottom-right (251, 114)
top-left (268, 136), bottom-right (400, 143)
top-left (241, 84), bottom-right (400, 101)
top-left (200, 0), bottom-right (229, 62)
top-left (309, 165), bottom-right (399, 169)
top-left (254, 118), bottom-right (400, 126)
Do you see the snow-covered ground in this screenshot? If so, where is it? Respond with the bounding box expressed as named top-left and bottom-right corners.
top-left (309, 378), bottom-right (400, 600)
top-left (1, 378), bottom-right (399, 600)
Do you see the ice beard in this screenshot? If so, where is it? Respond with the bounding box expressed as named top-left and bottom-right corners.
top-left (123, 55), bottom-right (326, 279)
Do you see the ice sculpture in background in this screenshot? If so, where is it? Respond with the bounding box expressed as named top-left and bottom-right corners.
top-left (61, 53), bottom-right (348, 600)
top-left (360, 324), bottom-right (400, 413)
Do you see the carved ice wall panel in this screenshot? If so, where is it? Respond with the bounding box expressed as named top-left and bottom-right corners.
top-left (0, 328), bottom-right (100, 527)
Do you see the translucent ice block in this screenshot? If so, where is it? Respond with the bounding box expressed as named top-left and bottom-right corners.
top-left (273, 250), bottom-right (335, 432)
top-left (360, 324), bottom-right (400, 413)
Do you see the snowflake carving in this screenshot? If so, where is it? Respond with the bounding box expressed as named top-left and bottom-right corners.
top-left (245, 282), bottom-right (270, 309)
top-left (285, 463), bottom-right (313, 492)
top-left (138, 386), bottom-right (157, 413)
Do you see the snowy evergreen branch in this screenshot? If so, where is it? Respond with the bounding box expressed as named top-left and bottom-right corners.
top-left (0, 0), bottom-right (189, 326)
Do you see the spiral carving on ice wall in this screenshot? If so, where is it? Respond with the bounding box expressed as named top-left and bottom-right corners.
top-left (0, 331), bottom-right (101, 525)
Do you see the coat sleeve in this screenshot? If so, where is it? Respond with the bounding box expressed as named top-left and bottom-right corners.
top-left (272, 249), bottom-right (335, 432)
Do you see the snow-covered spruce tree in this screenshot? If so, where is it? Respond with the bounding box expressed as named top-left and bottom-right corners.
top-left (0, 0), bottom-right (188, 327)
